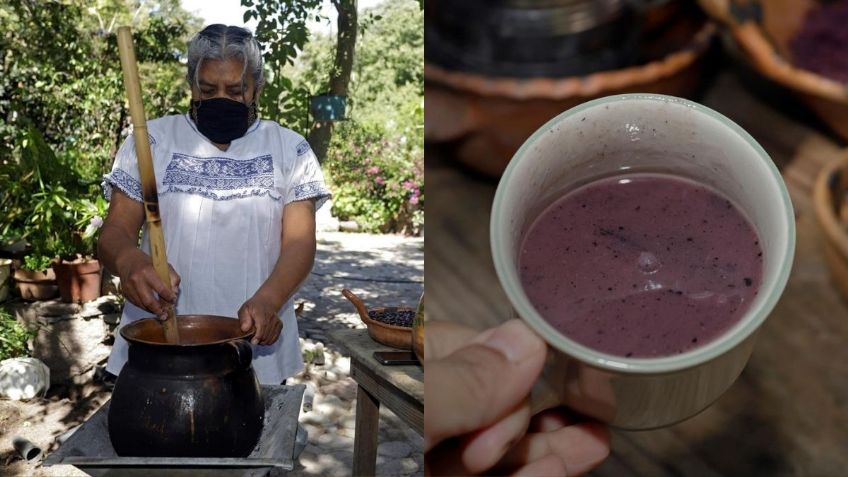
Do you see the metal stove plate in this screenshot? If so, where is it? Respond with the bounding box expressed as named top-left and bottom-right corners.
top-left (44, 384), bottom-right (305, 472)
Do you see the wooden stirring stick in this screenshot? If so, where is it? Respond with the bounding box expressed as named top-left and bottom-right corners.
top-left (116, 27), bottom-right (180, 344)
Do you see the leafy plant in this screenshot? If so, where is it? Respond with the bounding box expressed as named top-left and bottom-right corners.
top-left (72, 196), bottom-right (108, 258)
top-left (0, 308), bottom-right (36, 361)
top-left (21, 255), bottom-right (53, 273)
top-left (0, 0), bottom-right (200, 178)
top-left (1, 0), bottom-right (195, 262)
top-left (241, 0), bottom-right (323, 132)
top-left (25, 185), bottom-right (107, 262)
top-left (290, 1), bottom-right (424, 234)
top-left (326, 119), bottom-right (423, 235)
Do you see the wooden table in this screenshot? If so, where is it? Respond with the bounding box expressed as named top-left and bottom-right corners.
top-left (329, 329), bottom-right (424, 476)
top-left (428, 70), bottom-right (848, 476)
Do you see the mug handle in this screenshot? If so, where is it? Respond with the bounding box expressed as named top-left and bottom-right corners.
top-left (529, 351), bottom-right (567, 415)
top-left (229, 339), bottom-right (254, 370)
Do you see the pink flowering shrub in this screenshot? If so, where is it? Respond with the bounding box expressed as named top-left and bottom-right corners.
top-left (325, 121), bottom-right (423, 235)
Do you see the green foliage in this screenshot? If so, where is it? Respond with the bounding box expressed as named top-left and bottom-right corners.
top-left (22, 255), bottom-right (54, 273)
top-left (0, 0), bottom-right (198, 256)
top-left (297, 1), bottom-right (424, 234)
top-left (2, 124), bottom-right (108, 265)
top-left (241, 0), bottom-right (323, 131)
top-left (0, 0), bottom-right (198, 176)
top-left (325, 111), bottom-right (423, 235)
top-left (0, 308), bottom-right (36, 361)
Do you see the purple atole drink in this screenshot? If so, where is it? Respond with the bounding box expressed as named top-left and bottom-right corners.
top-left (519, 173), bottom-right (764, 358)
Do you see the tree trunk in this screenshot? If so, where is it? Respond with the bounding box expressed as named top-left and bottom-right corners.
top-left (308, 0), bottom-right (357, 163)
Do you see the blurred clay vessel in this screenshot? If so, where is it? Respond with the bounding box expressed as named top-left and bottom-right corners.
top-left (425, 0), bottom-right (717, 177)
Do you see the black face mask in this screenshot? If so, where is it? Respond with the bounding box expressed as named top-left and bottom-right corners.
top-left (190, 97), bottom-right (253, 144)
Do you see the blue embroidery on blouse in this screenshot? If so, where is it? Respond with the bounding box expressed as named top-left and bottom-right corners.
top-left (161, 153), bottom-right (281, 201)
top-left (294, 181), bottom-right (330, 200)
top-left (291, 180), bottom-right (331, 210)
top-left (296, 140), bottom-right (311, 156)
top-left (102, 169), bottom-right (143, 202)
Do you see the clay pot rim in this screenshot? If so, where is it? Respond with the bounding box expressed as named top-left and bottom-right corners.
top-left (813, 155), bottom-right (848, 258)
top-left (14, 268), bottom-right (56, 282)
top-left (56, 256), bottom-right (99, 264)
top-left (52, 258), bottom-right (101, 275)
top-left (424, 22), bottom-right (716, 100)
top-left (121, 315), bottom-right (255, 347)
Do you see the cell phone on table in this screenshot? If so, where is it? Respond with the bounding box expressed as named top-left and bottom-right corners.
top-left (373, 351), bottom-right (418, 366)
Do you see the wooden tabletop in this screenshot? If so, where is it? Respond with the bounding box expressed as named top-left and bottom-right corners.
top-left (427, 71), bottom-right (848, 476)
top-left (330, 329), bottom-right (424, 405)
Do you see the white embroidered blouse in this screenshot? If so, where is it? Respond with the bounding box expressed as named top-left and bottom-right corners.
top-left (102, 114), bottom-right (331, 384)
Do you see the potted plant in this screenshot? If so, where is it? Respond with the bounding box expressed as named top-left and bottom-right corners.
top-left (14, 253), bottom-right (58, 301)
top-left (51, 197), bottom-right (107, 304)
top-left (21, 184), bottom-right (106, 304)
top-left (2, 125), bottom-right (104, 302)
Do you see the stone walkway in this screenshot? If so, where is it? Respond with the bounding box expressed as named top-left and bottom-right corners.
top-left (1, 230), bottom-right (424, 477)
top-left (288, 231), bottom-right (424, 477)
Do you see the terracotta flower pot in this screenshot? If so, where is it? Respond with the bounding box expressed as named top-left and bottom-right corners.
top-left (14, 268), bottom-right (59, 301)
top-left (52, 259), bottom-right (102, 304)
top-left (0, 258), bottom-right (12, 303)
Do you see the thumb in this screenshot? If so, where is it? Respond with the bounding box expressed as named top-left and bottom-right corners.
top-left (424, 320), bottom-right (546, 451)
top-left (238, 305), bottom-right (254, 333)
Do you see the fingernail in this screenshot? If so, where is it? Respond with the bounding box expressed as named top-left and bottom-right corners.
top-left (478, 320), bottom-right (544, 363)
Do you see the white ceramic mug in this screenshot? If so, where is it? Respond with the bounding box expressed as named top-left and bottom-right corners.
top-left (490, 94), bottom-right (795, 430)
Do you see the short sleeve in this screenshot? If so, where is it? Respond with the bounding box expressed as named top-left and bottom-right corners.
top-left (286, 136), bottom-right (331, 210)
top-left (102, 131), bottom-right (148, 203)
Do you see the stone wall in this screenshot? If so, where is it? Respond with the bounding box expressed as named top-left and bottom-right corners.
top-left (11, 296), bottom-right (120, 386)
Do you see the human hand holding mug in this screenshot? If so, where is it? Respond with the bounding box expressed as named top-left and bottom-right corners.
top-left (425, 319), bottom-right (610, 476)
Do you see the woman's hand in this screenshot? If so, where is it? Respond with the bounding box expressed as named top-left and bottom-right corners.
top-left (115, 249), bottom-right (181, 320)
top-left (98, 190), bottom-right (179, 320)
top-left (238, 293), bottom-right (283, 346)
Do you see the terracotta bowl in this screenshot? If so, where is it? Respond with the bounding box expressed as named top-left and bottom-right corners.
top-left (700, 0), bottom-right (848, 141)
top-left (813, 154), bottom-right (848, 303)
top-left (342, 289), bottom-right (413, 350)
top-left (360, 307), bottom-right (415, 351)
top-left (425, 10), bottom-right (717, 177)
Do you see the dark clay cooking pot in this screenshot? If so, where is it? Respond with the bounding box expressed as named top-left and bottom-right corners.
top-left (108, 315), bottom-right (264, 457)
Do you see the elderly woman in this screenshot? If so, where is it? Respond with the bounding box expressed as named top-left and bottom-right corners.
top-left (98, 25), bottom-right (330, 385)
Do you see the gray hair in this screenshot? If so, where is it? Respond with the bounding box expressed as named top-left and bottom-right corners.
top-left (186, 25), bottom-right (265, 96)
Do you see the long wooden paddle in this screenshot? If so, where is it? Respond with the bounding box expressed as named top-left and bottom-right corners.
top-left (116, 26), bottom-right (180, 344)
